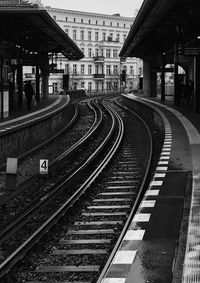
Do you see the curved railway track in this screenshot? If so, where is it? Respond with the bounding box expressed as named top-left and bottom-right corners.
top-left (0, 97), bottom-right (158, 282)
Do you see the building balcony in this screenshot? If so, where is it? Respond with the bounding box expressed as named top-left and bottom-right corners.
top-left (93, 73), bottom-right (105, 79)
top-left (93, 56), bottom-right (105, 62)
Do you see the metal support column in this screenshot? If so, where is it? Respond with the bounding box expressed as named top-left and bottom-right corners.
top-left (35, 66), bottom-right (40, 103)
top-left (17, 64), bottom-right (23, 108)
top-left (174, 43), bottom-right (180, 105)
top-left (194, 55), bottom-right (200, 113)
top-left (161, 53), bottom-right (165, 102)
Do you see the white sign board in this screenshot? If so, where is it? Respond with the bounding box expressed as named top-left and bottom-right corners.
top-left (6, 157), bottom-right (18, 174)
top-left (40, 159), bottom-right (48, 174)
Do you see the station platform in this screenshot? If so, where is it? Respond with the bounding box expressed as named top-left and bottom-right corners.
top-left (101, 94), bottom-right (200, 283)
top-left (0, 94), bottom-right (70, 131)
top-left (0, 95), bottom-right (59, 123)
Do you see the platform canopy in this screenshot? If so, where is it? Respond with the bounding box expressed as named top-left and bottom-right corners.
top-left (0, 4), bottom-right (84, 60)
top-left (120, 0), bottom-right (200, 58)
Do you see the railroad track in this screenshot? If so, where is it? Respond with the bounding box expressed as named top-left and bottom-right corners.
top-left (0, 97), bottom-right (157, 282)
top-left (0, 98), bottom-right (119, 280)
top-left (0, 98), bottom-right (103, 217)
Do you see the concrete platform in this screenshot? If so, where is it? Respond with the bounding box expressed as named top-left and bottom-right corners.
top-left (101, 94), bottom-right (200, 283)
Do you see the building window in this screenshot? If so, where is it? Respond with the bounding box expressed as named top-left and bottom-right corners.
top-left (32, 67), bottom-right (35, 74)
top-left (109, 33), bottom-right (113, 40)
top-left (106, 49), bottom-right (111, 58)
top-left (123, 34), bottom-right (126, 42)
top-left (88, 64), bottom-right (92, 74)
top-left (95, 65), bottom-right (99, 74)
top-left (65, 29), bottom-right (69, 34)
top-left (88, 31), bottom-right (92, 41)
top-left (106, 81), bottom-right (111, 91)
top-left (116, 34), bottom-right (120, 42)
top-left (106, 65), bottom-right (111, 75)
top-left (73, 64), bottom-right (77, 74)
top-left (66, 17), bottom-right (68, 21)
top-left (80, 64), bottom-right (85, 74)
top-left (96, 20), bottom-right (98, 25)
top-left (80, 30), bottom-right (84, 40)
top-left (130, 66), bottom-right (134, 75)
top-left (124, 23), bottom-right (126, 28)
top-left (101, 65), bottom-right (104, 74)
top-left (88, 48), bottom-right (92, 57)
top-left (95, 48), bottom-right (99, 57)
top-left (102, 32), bottom-right (106, 41)
top-left (88, 82), bottom-right (92, 91)
top-left (73, 30), bottom-right (77, 40)
top-left (117, 22), bottom-right (119, 27)
top-left (114, 81), bottom-right (118, 90)
top-left (95, 82), bottom-right (99, 90)
top-left (81, 19), bottom-right (83, 23)
top-left (113, 65), bottom-right (118, 75)
top-left (65, 64), bottom-right (69, 74)
top-left (88, 19), bottom-right (91, 24)
top-left (95, 32), bottom-right (99, 41)
top-left (81, 82), bottom-right (85, 89)
top-left (110, 22), bottom-right (112, 26)
top-left (113, 49), bottom-right (118, 58)
top-left (74, 18), bottom-right (76, 22)
top-left (53, 15), bottom-right (56, 20)
top-left (139, 67), bottom-right (142, 76)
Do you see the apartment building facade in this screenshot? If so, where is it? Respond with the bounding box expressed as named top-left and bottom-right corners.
top-left (25, 6), bottom-right (143, 94)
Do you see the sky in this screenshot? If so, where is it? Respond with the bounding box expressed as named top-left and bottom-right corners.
top-left (41, 0), bottom-right (144, 18)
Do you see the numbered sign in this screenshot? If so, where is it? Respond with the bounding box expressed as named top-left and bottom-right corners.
top-left (40, 159), bottom-right (48, 174)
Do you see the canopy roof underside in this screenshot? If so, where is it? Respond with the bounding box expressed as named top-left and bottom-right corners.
top-left (0, 7), bottom-right (84, 60)
top-left (120, 0), bottom-right (200, 58)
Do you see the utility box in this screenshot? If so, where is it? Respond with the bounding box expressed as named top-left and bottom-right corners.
top-left (6, 157), bottom-right (18, 191)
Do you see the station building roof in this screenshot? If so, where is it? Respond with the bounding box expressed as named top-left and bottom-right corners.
top-left (120, 0), bottom-right (200, 58)
top-left (0, 4), bottom-right (84, 60)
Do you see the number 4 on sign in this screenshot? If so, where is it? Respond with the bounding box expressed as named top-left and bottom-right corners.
top-left (40, 159), bottom-right (48, 174)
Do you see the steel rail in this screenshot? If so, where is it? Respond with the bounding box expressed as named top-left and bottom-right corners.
top-left (96, 97), bottom-right (153, 283)
top-left (0, 99), bottom-right (124, 278)
top-left (0, 99), bottom-right (103, 242)
top-left (0, 99), bottom-right (102, 206)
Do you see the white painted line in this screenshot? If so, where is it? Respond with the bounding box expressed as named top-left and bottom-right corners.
top-left (155, 173), bottom-right (166, 178)
top-left (124, 229), bottom-right (145, 241)
top-left (145, 190), bottom-right (159, 196)
top-left (160, 156), bottom-right (170, 160)
top-left (156, 166), bottom-right (168, 171)
top-left (161, 152), bottom-right (171, 156)
top-left (141, 200), bottom-right (156, 207)
top-left (113, 250), bottom-right (137, 264)
top-left (150, 180), bottom-right (163, 186)
top-left (164, 141), bottom-right (172, 144)
top-left (162, 148), bottom-right (171, 151)
top-left (101, 278), bottom-right (126, 283)
top-left (133, 213), bottom-right (151, 222)
top-left (163, 145), bottom-right (171, 148)
top-left (158, 161), bottom-right (169, 165)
